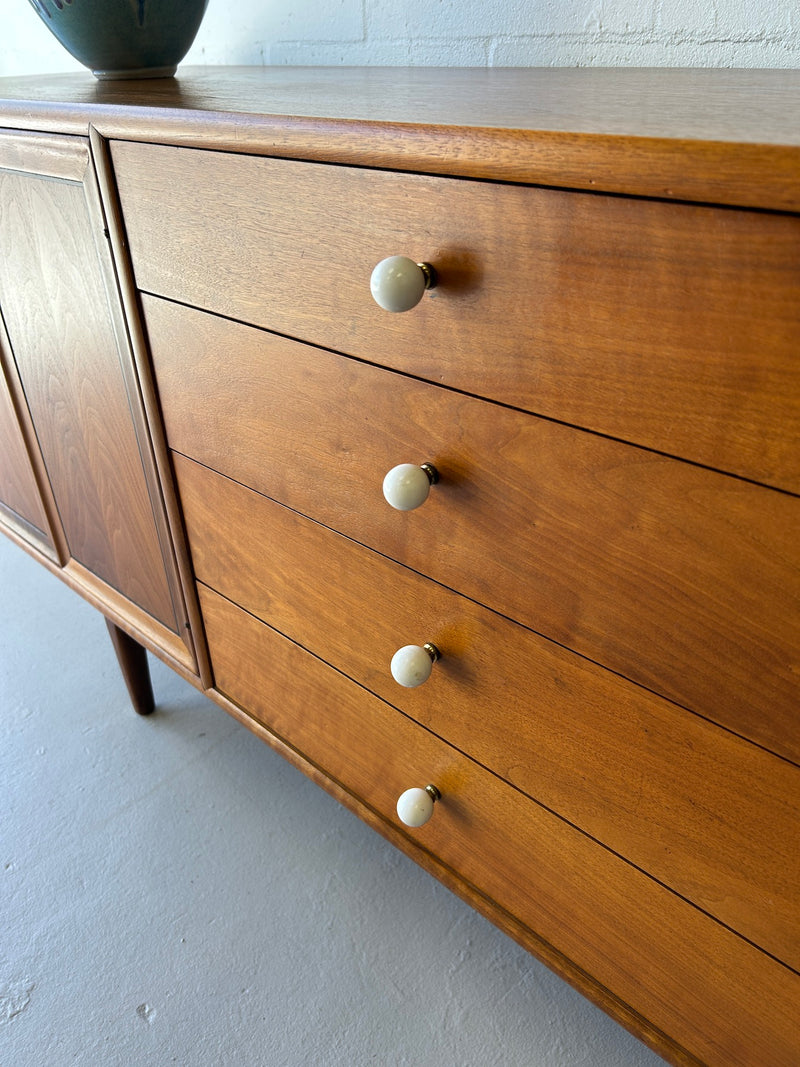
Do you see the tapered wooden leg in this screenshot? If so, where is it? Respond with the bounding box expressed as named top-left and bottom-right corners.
top-left (105, 619), bottom-right (155, 716)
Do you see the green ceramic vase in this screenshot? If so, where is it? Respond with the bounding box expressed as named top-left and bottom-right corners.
top-left (28, 0), bottom-right (210, 80)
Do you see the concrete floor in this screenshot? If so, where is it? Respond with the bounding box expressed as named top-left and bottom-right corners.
top-left (1, 532), bottom-right (662, 1066)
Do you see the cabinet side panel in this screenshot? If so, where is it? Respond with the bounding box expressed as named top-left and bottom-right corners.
top-left (0, 168), bottom-right (178, 630)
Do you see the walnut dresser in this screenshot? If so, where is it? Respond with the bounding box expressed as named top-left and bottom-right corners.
top-left (0, 68), bottom-right (798, 1065)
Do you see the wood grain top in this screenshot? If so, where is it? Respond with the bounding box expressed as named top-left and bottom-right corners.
top-left (1, 67), bottom-right (800, 208)
top-left (1, 66), bottom-right (799, 142)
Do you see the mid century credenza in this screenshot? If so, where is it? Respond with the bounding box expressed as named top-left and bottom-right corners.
top-left (0, 68), bottom-right (797, 1065)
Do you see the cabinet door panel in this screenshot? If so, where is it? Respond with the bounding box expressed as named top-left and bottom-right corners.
top-left (0, 145), bottom-right (178, 631)
top-left (0, 352), bottom-right (53, 551)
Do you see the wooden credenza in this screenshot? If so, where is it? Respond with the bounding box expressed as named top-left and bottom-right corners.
top-left (0, 68), bottom-right (797, 1066)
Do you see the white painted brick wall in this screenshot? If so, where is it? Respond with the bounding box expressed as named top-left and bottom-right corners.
top-left (2, 0), bottom-right (799, 75)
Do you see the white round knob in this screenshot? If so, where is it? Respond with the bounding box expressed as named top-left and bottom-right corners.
top-left (382, 463), bottom-right (439, 511)
top-left (370, 256), bottom-right (435, 312)
top-left (396, 785), bottom-right (441, 827)
top-left (391, 643), bottom-right (440, 687)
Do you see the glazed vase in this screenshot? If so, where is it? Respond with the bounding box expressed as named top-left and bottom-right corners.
top-left (27, 0), bottom-right (210, 80)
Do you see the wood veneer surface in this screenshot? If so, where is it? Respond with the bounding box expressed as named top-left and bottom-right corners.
top-left (0, 359), bottom-right (50, 541)
top-left (144, 297), bottom-right (800, 764)
top-left (201, 585), bottom-right (800, 1067)
top-left (3, 68), bottom-right (796, 1066)
top-left (115, 142), bottom-right (800, 493)
top-left (176, 452), bottom-right (800, 969)
top-left (0, 158), bottom-right (177, 629)
top-left (1, 68), bottom-right (800, 207)
top-left (2, 67), bottom-right (799, 141)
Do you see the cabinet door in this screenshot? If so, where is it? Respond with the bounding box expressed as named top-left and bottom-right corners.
top-left (0, 131), bottom-right (194, 671)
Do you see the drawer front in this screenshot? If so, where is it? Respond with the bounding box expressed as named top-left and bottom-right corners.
top-left (200, 584), bottom-right (800, 1067)
top-left (177, 452), bottom-right (800, 971)
top-left (146, 296), bottom-right (800, 763)
top-left (114, 140), bottom-right (800, 492)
